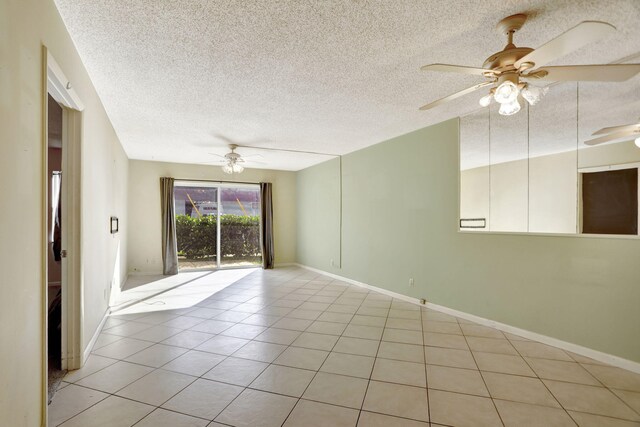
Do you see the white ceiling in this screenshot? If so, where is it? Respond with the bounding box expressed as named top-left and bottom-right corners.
top-left (54, 0), bottom-right (640, 171)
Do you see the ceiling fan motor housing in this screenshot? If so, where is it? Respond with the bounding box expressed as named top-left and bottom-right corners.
top-left (483, 47), bottom-right (534, 73)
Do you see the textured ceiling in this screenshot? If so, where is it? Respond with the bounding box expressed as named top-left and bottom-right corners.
top-left (54, 0), bottom-right (640, 171)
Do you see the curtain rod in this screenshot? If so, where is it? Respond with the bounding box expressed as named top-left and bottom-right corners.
top-left (173, 178), bottom-right (262, 185)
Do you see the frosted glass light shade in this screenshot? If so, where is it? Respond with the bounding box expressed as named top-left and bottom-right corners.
top-left (499, 98), bottom-right (521, 116)
top-left (494, 80), bottom-right (519, 104)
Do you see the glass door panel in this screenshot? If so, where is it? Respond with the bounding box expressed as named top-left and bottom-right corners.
top-left (220, 186), bottom-right (262, 267)
top-left (174, 185), bottom-right (218, 271)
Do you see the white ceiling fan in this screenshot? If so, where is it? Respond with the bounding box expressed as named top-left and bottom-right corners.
top-left (419, 14), bottom-right (640, 116)
top-left (585, 118), bottom-right (640, 147)
top-left (198, 143), bottom-right (265, 174)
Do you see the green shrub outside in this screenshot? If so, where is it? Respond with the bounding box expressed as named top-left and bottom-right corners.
top-left (175, 214), bottom-right (261, 259)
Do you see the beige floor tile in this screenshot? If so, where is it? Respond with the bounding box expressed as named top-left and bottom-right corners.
top-left (189, 319), bottom-right (235, 334)
top-left (292, 332), bottom-right (339, 351)
top-left (425, 346), bottom-right (476, 369)
top-left (427, 364), bottom-right (489, 396)
top-left (511, 341), bottom-right (573, 361)
top-left (220, 323), bottom-right (267, 339)
top-left (474, 352), bottom-right (536, 377)
top-left (302, 372), bottom-right (369, 409)
top-left (460, 324), bottom-right (505, 339)
top-left (362, 381), bottom-right (429, 421)
top-left (161, 350), bottom-right (225, 376)
top-left (356, 411), bottom-right (429, 426)
top-left (382, 328), bottom-right (423, 345)
top-left (343, 324), bottom-right (384, 340)
top-left (494, 399), bottom-right (576, 427)
top-left (466, 336), bottom-right (518, 355)
top-left (377, 341), bottom-right (424, 363)
top-left (423, 332), bottom-right (468, 350)
top-left (320, 352), bottom-right (375, 379)
top-left (423, 320), bottom-right (462, 335)
top-left (307, 320), bottom-right (348, 335)
top-left (272, 317), bottom-right (314, 331)
top-left (215, 388), bottom-right (297, 427)
top-left (350, 315), bottom-right (387, 327)
top-left (188, 308), bottom-right (226, 319)
top-left (288, 309), bottom-right (323, 320)
top-left (162, 378), bottom-right (243, 420)
top-left (317, 311), bottom-right (353, 323)
top-left (333, 337), bottom-right (380, 357)
top-left (525, 357), bottom-right (601, 385)
top-left (327, 304), bottom-right (358, 314)
top-left (385, 318), bottom-right (422, 331)
top-left (372, 358), bottom-right (426, 387)
top-left (48, 384), bottom-right (109, 426)
top-left (203, 356), bottom-right (268, 386)
top-left (132, 325), bottom-right (183, 342)
top-left (76, 361), bottom-right (154, 393)
top-left (254, 327), bottom-right (301, 345)
top-left (504, 332), bottom-right (530, 342)
top-left (92, 337), bottom-right (154, 359)
top-left (240, 313), bottom-right (281, 327)
top-left (135, 408), bottom-right (208, 427)
top-left (212, 310), bottom-right (252, 323)
top-left (567, 352), bottom-right (608, 366)
top-left (63, 355), bottom-right (118, 383)
top-left (612, 389), bottom-right (640, 413)
top-left (356, 307), bottom-right (389, 317)
top-left (544, 379), bottom-right (640, 421)
top-left (103, 321), bottom-right (154, 337)
top-left (284, 400), bottom-right (359, 427)
top-left (568, 411), bottom-right (640, 426)
top-left (196, 335), bottom-right (250, 355)
top-left (249, 364), bottom-right (315, 397)
top-left (161, 330), bottom-right (215, 349)
top-left (125, 344), bottom-right (188, 368)
top-left (483, 371), bottom-right (561, 407)
top-left (422, 310), bottom-right (458, 323)
top-left (116, 369), bottom-right (196, 406)
top-left (275, 346), bottom-right (329, 370)
top-left (59, 395), bottom-right (153, 427)
top-left (92, 333), bottom-right (124, 350)
top-left (581, 364), bottom-right (640, 392)
top-left (388, 309), bottom-right (421, 320)
top-left (429, 389), bottom-right (502, 427)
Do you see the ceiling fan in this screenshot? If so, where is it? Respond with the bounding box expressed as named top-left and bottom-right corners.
top-left (419, 14), bottom-right (640, 116)
top-left (585, 118), bottom-right (640, 147)
top-left (204, 144), bottom-right (264, 174)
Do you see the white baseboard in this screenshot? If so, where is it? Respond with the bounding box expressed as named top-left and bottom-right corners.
top-left (127, 271), bottom-right (163, 277)
top-left (274, 262), bottom-right (297, 267)
top-left (82, 308), bottom-right (110, 365)
top-left (294, 263), bottom-right (640, 374)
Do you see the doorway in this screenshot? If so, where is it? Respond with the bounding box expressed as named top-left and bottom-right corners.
top-left (47, 94), bottom-right (65, 401)
top-left (174, 182), bottom-right (262, 271)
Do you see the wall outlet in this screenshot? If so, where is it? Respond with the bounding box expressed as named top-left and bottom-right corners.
top-left (409, 278), bottom-right (414, 287)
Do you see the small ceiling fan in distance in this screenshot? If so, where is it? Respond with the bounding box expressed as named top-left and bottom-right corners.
top-left (201, 144), bottom-right (265, 174)
top-left (585, 118), bottom-right (640, 147)
top-left (419, 14), bottom-right (640, 116)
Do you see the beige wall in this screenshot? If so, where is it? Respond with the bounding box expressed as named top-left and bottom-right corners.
top-left (0, 0), bottom-right (129, 424)
top-left (127, 160), bottom-right (296, 275)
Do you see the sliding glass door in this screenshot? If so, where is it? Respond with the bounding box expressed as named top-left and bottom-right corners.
top-left (174, 182), bottom-right (261, 271)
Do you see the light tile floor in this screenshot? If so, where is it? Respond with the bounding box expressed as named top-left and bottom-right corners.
top-left (49, 266), bottom-right (640, 426)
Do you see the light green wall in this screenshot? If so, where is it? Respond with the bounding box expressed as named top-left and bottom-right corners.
top-left (296, 118), bottom-right (640, 363)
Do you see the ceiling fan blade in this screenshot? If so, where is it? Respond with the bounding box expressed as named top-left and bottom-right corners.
top-left (592, 123), bottom-right (640, 136)
top-left (514, 21), bottom-right (615, 69)
top-left (421, 63), bottom-right (493, 76)
top-left (208, 153), bottom-right (226, 159)
top-left (529, 64), bottom-right (640, 81)
top-left (419, 82), bottom-right (493, 111)
top-left (584, 130), bottom-right (638, 146)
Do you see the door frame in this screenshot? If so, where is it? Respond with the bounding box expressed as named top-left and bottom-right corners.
top-left (42, 47), bottom-right (84, 416)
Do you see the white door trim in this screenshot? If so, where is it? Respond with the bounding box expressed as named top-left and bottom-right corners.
top-left (42, 47), bottom-right (84, 424)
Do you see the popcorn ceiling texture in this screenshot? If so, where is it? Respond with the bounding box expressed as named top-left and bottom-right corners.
top-left (53, 0), bottom-right (640, 170)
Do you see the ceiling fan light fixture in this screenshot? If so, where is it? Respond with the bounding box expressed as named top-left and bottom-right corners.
top-left (222, 164), bottom-right (234, 174)
top-left (499, 98), bottom-right (521, 116)
top-left (635, 136), bottom-right (640, 148)
top-left (479, 94), bottom-right (493, 107)
top-left (521, 84), bottom-right (548, 106)
top-left (494, 80), bottom-right (519, 104)
top-left (232, 163), bottom-right (244, 173)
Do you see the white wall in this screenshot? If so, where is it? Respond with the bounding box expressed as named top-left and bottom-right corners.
top-left (127, 160), bottom-right (297, 275)
top-left (0, 0), bottom-right (128, 424)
